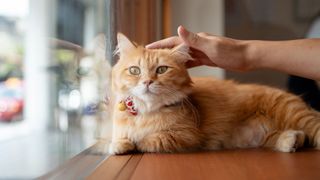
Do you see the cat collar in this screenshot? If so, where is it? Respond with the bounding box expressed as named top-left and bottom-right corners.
top-left (118, 96), bottom-right (137, 115)
top-left (117, 96), bottom-right (183, 116)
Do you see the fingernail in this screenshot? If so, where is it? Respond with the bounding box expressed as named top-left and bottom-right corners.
top-left (178, 25), bottom-right (192, 41)
top-left (178, 26), bottom-right (188, 37)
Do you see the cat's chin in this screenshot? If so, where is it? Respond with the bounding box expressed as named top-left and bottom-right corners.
top-left (132, 91), bottom-right (188, 114)
top-left (134, 93), bottom-right (159, 107)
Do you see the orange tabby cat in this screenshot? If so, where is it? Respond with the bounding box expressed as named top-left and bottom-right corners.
top-left (108, 33), bottom-right (320, 154)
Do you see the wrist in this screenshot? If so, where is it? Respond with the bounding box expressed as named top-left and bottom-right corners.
top-left (240, 40), bottom-right (262, 71)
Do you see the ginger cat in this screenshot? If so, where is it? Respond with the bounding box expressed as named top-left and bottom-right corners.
top-left (108, 33), bottom-right (320, 154)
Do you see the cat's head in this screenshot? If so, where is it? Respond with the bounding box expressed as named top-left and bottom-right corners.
top-left (112, 33), bottom-right (193, 112)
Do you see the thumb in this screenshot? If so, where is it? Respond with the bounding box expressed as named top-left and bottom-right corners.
top-left (177, 26), bottom-right (207, 50)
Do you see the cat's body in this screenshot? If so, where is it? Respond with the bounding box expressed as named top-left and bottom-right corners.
top-left (191, 77), bottom-right (317, 151)
top-left (108, 33), bottom-right (320, 154)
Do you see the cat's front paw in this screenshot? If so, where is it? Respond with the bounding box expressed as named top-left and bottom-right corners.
top-left (276, 130), bottom-right (305, 152)
top-left (136, 134), bottom-right (171, 153)
top-left (109, 139), bottom-right (135, 155)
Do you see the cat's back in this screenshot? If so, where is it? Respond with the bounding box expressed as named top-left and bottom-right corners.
top-left (189, 77), bottom-right (285, 125)
top-left (190, 76), bottom-right (270, 103)
top-left (190, 77), bottom-right (237, 99)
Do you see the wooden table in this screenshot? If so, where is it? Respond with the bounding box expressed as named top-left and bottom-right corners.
top-left (88, 149), bottom-right (320, 180)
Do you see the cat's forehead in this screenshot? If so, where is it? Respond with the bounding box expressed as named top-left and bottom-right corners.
top-left (139, 48), bottom-right (168, 59)
top-left (123, 48), bottom-right (172, 65)
top-left (140, 49), bottom-right (160, 60)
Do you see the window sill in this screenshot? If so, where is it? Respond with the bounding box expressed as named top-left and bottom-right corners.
top-left (89, 148), bottom-right (320, 180)
top-left (39, 147), bottom-right (320, 179)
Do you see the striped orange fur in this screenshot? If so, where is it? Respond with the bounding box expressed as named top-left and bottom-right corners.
top-left (108, 33), bottom-right (320, 154)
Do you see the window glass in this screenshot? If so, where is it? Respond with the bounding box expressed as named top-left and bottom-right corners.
top-left (0, 0), bottom-right (110, 178)
top-left (0, 0), bottom-right (26, 129)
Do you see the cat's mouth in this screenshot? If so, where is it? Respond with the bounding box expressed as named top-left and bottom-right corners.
top-left (143, 87), bottom-right (155, 95)
top-left (131, 85), bottom-right (160, 97)
top-left (141, 84), bottom-right (159, 94)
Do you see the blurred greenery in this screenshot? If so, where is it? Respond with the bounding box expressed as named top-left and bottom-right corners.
top-left (0, 31), bottom-right (24, 81)
top-left (55, 49), bottom-right (75, 64)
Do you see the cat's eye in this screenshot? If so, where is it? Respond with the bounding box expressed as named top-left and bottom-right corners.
top-left (129, 66), bottom-right (140, 75)
top-left (156, 66), bottom-right (168, 74)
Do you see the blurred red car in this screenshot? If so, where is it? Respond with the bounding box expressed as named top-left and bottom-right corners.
top-left (0, 78), bottom-right (23, 122)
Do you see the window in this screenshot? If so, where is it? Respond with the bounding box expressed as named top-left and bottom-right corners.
top-left (0, 0), bottom-right (110, 178)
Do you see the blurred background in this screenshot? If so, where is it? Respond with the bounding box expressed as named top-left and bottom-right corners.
top-left (0, 0), bottom-right (319, 178)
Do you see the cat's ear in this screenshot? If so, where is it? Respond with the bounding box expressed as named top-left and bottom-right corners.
top-left (115, 33), bottom-right (137, 55)
top-left (170, 44), bottom-right (193, 63)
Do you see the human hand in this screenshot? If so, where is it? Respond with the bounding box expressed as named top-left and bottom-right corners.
top-left (146, 26), bottom-right (251, 71)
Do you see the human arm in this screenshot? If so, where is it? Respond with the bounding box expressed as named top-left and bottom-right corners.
top-left (244, 39), bottom-right (320, 81)
top-left (147, 26), bottom-right (320, 81)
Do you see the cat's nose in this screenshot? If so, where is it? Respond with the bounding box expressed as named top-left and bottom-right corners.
top-left (143, 80), bottom-right (154, 86)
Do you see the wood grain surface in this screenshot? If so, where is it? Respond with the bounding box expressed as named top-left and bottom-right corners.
top-left (89, 149), bottom-right (320, 180)
top-left (38, 143), bottom-right (107, 180)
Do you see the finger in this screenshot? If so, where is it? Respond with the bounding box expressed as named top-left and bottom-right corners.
top-left (190, 47), bottom-right (209, 59)
top-left (185, 60), bottom-right (202, 68)
top-left (177, 26), bottom-right (208, 50)
top-left (197, 32), bottom-right (212, 37)
top-left (186, 58), bottom-right (218, 68)
top-left (146, 36), bottom-right (181, 49)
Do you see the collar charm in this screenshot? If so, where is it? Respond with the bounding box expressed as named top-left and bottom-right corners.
top-left (118, 96), bottom-right (138, 116)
